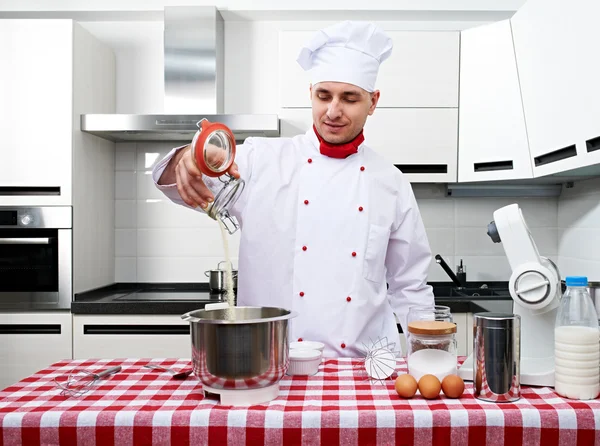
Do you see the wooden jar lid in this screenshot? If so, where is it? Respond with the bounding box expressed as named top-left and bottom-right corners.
top-left (407, 320), bottom-right (457, 335)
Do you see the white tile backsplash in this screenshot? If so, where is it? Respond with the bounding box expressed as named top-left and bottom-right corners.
top-left (425, 228), bottom-right (455, 256)
top-left (115, 143), bottom-right (137, 171)
top-left (136, 200), bottom-right (215, 229)
top-left (115, 200), bottom-right (137, 228)
top-left (115, 172), bottom-right (137, 200)
top-left (115, 257), bottom-right (136, 282)
top-left (137, 257), bottom-right (239, 283)
top-left (137, 171), bottom-right (167, 200)
top-left (137, 228), bottom-right (241, 258)
top-left (417, 199), bottom-right (455, 228)
top-left (454, 228), bottom-right (506, 256)
top-left (558, 177), bottom-right (600, 282)
top-left (115, 229), bottom-right (137, 257)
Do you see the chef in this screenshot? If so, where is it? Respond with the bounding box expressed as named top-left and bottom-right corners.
top-left (153, 21), bottom-right (435, 357)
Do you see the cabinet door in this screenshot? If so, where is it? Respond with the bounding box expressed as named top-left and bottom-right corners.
top-left (0, 20), bottom-right (73, 205)
top-left (458, 20), bottom-right (532, 182)
top-left (73, 315), bottom-right (191, 360)
top-left (0, 312), bottom-right (72, 390)
top-left (279, 30), bottom-right (459, 108)
top-left (364, 109), bottom-right (458, 183)
top-left (511, 0), bottom-right (600, 177)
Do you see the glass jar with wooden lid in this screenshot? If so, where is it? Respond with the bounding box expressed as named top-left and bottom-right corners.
top-left (406, 320), bottom-right (458, 381)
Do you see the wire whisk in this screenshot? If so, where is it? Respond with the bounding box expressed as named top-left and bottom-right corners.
top-left (54, 365), bottom-right (121, 397)
top-left (355, 337), bottom-right (400, 385)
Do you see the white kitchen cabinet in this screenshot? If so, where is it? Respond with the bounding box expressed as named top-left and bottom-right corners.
top-left (279, 30), bottom-right (459, 108)
top-left (73, 315), bottom-right (191, 360)
top-left (279, 108), bottom-right (458, 183)
top-left (365, 109), bottom-right (458, 183)
top-left (511, 0), bottom-right (600, 177)
top-left (0, 312), bottom-right (72, 390)
top-left (0, 19), bottom-right (115, 206)
top-left (458, 20), bottom-right (533, 182)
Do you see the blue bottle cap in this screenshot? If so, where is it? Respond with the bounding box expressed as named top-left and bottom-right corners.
top-left (565, 276), bottom-right (588, 287)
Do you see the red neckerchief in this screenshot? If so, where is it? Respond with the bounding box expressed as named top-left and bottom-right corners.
top-left (313, 125), bottom-right (364, 159)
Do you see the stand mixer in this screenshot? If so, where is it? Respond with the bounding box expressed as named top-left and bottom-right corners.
top-left (458, 203), bottom-right (561, 387)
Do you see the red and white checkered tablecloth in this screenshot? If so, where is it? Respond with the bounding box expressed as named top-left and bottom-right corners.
top-left (1, 357), bottom-right (599, 446)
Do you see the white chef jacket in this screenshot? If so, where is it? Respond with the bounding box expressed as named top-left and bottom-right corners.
top-left (153, 128), bottom-right (434, 357)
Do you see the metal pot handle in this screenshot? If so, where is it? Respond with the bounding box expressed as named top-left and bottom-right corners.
top-left (181, 311), bottom-right (200, 323)
top-left (204, 270), bottom-right (210, 277)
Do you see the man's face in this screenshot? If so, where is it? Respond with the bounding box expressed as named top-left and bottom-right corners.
top-left (311, 81), bottom-right (380, 144)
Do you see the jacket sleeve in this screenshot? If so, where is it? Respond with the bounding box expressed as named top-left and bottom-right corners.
top-left (385, 175), bottom-right (435, 334)
top-left (151, 139), bottom-right (256, 221)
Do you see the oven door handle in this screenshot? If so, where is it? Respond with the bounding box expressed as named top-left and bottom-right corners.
top-left (0, 237), bottom-right (51, 244)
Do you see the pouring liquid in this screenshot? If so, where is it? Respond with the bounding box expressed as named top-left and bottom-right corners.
top-left (218, 218), bottom-right (236, 309)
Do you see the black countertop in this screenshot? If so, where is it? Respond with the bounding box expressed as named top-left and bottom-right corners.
top-left (71, 281), bottom-right (512, 316)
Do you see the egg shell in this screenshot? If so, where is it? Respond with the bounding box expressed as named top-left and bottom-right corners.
top-left (418, 374), bottom-right (441, 399)
top-left (441, 375), bottom-right (465, 398)
top-left (395, 374), bottom-right (418, 398)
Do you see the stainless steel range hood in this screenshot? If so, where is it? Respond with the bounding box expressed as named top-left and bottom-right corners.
top-left (81, 6), bottom-right (279, 142)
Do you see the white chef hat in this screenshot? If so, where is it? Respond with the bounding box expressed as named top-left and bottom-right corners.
top-left (296, 21), bottom-right (393, 93)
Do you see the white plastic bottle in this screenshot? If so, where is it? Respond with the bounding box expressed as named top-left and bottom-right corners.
top-left (554, 276), bottom-right (600, 400)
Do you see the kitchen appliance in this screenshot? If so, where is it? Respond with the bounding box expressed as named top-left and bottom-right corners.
top-left (473, 313), bottom-right (521, 402)
top-left (0, 206), bottom-right (72, 310)
top-left (205, 261), bottom-right (238, 293)
top-left (81, 6), bottom-right (279, 143)
top-left (458, 203), bottom-right (561, 386)
top-left (181, 304), bottom-right (297, 406)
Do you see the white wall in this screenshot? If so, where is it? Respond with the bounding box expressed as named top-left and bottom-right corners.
top-left (115, 140), bottom-right (558, 283)
top-left (558, 177), bottom-right (600, 282)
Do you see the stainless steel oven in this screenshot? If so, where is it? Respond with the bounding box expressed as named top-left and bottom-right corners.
top-left (0, 207), bottom-right (72, 310)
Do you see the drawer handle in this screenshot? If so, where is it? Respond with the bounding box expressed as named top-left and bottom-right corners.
top-left (0, 187), bottom-right (61, 196)
top-left (394, 164), bottom-right (448, 174)
top-left (83, 325), bottom-right (190, 335)
top-left (0, 324), bottom-right (61, 334)
top-left (0, 238), bottom-right (51, 245)
top-left (473, 160), bottom-right (514, 172)
top-left (586, 135), bottom-right (600, 153)
top-left (534, 144), bottom-right (577, 166)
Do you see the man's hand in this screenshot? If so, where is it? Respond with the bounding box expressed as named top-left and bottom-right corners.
top-left (158, 145), bottom-right (240, 209)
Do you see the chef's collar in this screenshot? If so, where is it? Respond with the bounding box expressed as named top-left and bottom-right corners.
top-left (305, 126), bottom-right (365, 159)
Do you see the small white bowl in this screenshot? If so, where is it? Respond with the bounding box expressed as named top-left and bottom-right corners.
top-left (290, 341), bottom-right (325, 352)
top-left (287, 349), bottom-right (322, 376)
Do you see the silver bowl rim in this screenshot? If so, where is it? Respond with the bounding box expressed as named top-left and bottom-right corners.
top-left (181, 306), bottom-right (298, 325)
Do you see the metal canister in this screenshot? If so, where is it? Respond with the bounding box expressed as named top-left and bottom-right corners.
top-left (473, 312), bottom-right (521, 402)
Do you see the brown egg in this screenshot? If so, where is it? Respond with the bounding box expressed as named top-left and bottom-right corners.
top-left (418, 374), bottom-right (441, 399)
top-left (441, 375), bottom-right (465, 398)
top-left (395, 374), bottom-right (418, 398)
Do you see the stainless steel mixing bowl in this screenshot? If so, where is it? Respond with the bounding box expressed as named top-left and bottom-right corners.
top-left (181, 306), bottom-right (297, 390)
